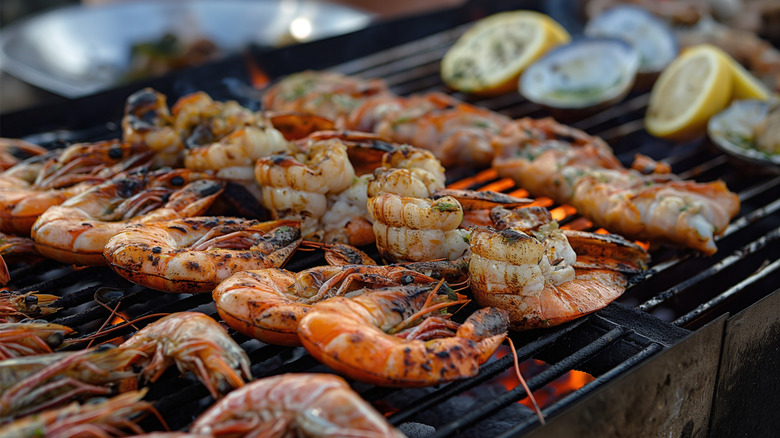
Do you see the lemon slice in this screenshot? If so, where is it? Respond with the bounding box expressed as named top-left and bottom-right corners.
top-left (723, 54), bottom-right (772, 101)
top-left (645, 44), bottom-right (733, 141)
top-left (441, 11), bottom-right (571, 95)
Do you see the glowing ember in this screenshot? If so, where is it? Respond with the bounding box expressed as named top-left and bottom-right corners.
top-left (508, 188), bottom-right (529, 198)
top-left (491, 346), bottom-right (595, 409)
top-left (550, 205), bottom-right (577, 221)
top-left (478, 178), bottom-right (516, 192)
top-left (561, 217), bottom-right (594, 230)
top-left (446, 169), bottom-right (498, 189)
top-left (246, 55), bottom-right (270, 89)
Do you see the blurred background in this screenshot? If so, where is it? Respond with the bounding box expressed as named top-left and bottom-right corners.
top-left (0, 0), bottom-right (465, 114)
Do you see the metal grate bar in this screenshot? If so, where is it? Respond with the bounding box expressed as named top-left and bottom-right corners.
top-left (427, 326), bottom-right (630, 437)
top-left (639, 226), bottom-right (780, 312)
top-left (673, 258), bottom-right (780, 327)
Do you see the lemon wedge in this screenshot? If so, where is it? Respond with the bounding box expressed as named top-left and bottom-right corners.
top-left (724, 55), bottom-right (772, 101)
top-left (441, 11), bottom-right (570, 95)
top-left (645, 44), bottom-right (733, 141)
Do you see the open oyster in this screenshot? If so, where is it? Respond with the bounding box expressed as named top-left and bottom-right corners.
top-left (707, 99), bottom-right (780, 170)
top-left (519, 37), bottom-right (639, 117)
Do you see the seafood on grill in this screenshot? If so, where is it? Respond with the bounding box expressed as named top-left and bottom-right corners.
top-left (261, 70), bottom-right (390, 122)
top-left (0, 233), bottom-right (42, 286)
top-left (0, 346), bottom-right (140, 419)
top-left (190, 373), bottom-right (404, 438)
top-left (298, 281), bottom-right (509, 387)
top-left (30, 169), bottom-right (224, 265)
top-left (0, 138), bottom-right (47, 172)
top-left (469, 206), bottom-right (650, 330)
top-left (255, 137), bottom-right (356, 240)
top-left (123, 88), bottom-right (262, 167)
top-left (0, 140), bottom-right (153, 235)
top-left (0, 322), bottom-right (75, 360)
top-left (0, 389), bottom-right (160, 438)
top-left (492, 117), bottom-right (741, 255)
top-left (213, 263), bottom-right (443, 346)
top-left (0, 291), bottom-right (60, 323)
top-left (367, 189), bottom-right (532, 264)
top-left (120, 312), bottom-right (251, 400)
top-left (263, 71), bottom-right (511, 167)
top-left (104, 217), bottom-right (301, 293)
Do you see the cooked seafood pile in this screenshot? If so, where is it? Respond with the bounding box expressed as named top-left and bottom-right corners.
top-left (0, 8), bottom-right (751, 431)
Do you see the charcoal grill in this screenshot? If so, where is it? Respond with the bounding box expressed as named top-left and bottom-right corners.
top-left (1, 0), bottom-right (778, 436)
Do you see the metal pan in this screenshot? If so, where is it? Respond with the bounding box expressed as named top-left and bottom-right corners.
top-left (0, 0), bottom-right (373, 98)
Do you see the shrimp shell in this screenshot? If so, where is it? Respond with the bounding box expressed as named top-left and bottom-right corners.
top-left (213, 265), bottom-right (438, 346)
top-left (120, 312), bottom-right (251, 399)
top-left (298, 285), bottom-right (509, 387)
top-left (104, 217), bottom-right (301, 293)
top-left (191, 373), bottom-right (404, 438)
top-left (31, 170), bottom-right (224, 265)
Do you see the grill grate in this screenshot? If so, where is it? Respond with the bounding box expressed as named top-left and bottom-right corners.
top-left (2, 6), bottom-right (779, 437)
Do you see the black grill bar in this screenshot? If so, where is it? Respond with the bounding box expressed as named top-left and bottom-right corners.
top-left (638, 226), bottom-right (780, 313)
top-left (387, 317), bottom-right (592, 425)
top-left (428, 326), bottom-right (631, 438)
top-left (674, 258), bottom-right (780, 327)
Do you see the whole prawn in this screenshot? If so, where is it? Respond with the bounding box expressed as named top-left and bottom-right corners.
top-left (104, 217), bottom-right (301, 293)
top-left (0, 346), bottom-right (141, 419)
top-left (119, 312), bottom-right (251, 399)
top-left (0, 389), bottom-right (161, 438)
top-left (298, 282), bottom-right (509, 387)
top-left (213, 263), bottom-right (441, 346)
top-left (0, 291), bottom-right (60, 323)
top-left (0, 140), bottom-right (153, 235)
top-left (0, 322), bottom-right (75, 360)
top-left (31, 169), bottom-right (224, 265)
top-left (190, 373), bottom-right (404, 438)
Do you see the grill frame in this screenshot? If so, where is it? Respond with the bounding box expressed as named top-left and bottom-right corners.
top-left (1, 0), bottom-right (779, 436)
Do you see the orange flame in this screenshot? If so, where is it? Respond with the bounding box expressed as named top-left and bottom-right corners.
top-left (245, 55), bottom-right (270, 89)
top-left (492, 346), bottom-right (594, 409)
top-left (478, 178), bottom-right (516, 192)
top-left (550, 205), bottom-right (577, 222)
top-left (446, 169), bottom-right (498, 190)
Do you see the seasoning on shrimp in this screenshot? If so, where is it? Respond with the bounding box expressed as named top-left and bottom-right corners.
top-left (190, 373), bottom-right (405, 438)
top-left (0, 140), bottom-right (153, 235)
top-left (104, 217), bottom-right (302, 293)
top-left (31, 169), bottom-right (224, 266)
top-left (213, 263), bottom-right (441, 346)
top-left (298, 281), bottom-right (509, 387)
top-left (469, 205), bottom-right (649, 330)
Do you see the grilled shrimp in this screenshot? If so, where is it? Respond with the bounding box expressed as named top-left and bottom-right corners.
top-left (0, 389), bottom-right (159, 438)
top-left (0, 322), bottom-right (74, 360)
top-left (184, 124), bottom-right (293, 185)
top-left (119, 312), bottom-right (251, 399)
top-left (469, 206), bottom-right (649, 331)
top-left (298, 282), bottom-right (509, 387)
top-left (123, 88), bottom-right (183, 166)
top-left (31, 169), bottom-right (224, 265)
top-left (191, 373), bottom-right (404, 438)
top-left (0, 140), bottom-right (153, 235)
top-left (104, 217), bottom-right (301, 293)
top-left (255, 138), bottom-right (356, 239)
top-left (0, 138), bottom-right (47, 172)
top-left (368, 192), bottom-right (470, 263)
top-left (492, 117), bottom-right (740, 255)
top-left (264, 71), bottom-right (511, 167)
top-left (261, 70), bottom-right (390, 122)
top-left (0, 346), bottom-right (141, 419)
top-left (0, 291), bottom-right (60, 323)
top-left (213, 264), bottom-right (440, 346)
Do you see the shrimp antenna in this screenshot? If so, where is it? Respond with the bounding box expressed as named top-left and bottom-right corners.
top-left (389, 280), bottom-right (470, 334)
top-left (64, 313), bottom-right (171, 347)
top-left (507, 337), bottom-right (545, 425)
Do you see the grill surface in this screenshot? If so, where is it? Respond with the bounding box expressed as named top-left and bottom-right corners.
top-left (2, 1), bottom-right (779, 436)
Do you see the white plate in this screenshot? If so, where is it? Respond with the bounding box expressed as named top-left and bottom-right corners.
top-left (0, 0), bottom-right (373, 97)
